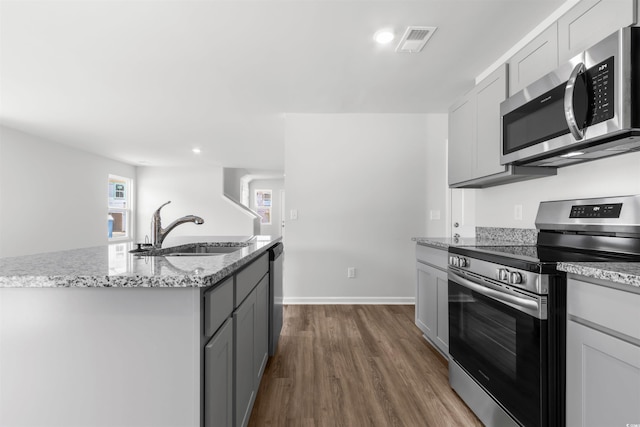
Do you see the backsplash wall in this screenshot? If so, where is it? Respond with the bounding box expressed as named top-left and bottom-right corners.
top-left (476, 151), bottom-right (640, 229)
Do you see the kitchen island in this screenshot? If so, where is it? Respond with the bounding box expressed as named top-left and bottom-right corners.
top-left (0, 236), bottom-right (281, 427)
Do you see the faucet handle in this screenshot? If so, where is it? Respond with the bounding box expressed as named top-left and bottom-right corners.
top-left (153, 201), bottom-right (171, 217)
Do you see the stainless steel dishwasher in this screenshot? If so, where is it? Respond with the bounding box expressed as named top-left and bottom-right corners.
top-left (269, 243), bottom-right (284, 356)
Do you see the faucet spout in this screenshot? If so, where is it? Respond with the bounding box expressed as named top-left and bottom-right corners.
top-left (151, 201), bottom-right (205, 248)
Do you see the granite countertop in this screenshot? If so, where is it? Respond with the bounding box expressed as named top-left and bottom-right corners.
top-left (413, 227), bottom-right (539, 249)
top-left (0, 235), bottom-right (281, 288)
top-left (557, 262), bottom-right (640, 288)
top-left (415, 230), bottom-right (640, 290)
top-left (413, 237), bottom-right (532, 249)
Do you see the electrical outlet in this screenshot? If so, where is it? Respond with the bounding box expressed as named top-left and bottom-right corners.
top-left (430, 210), bottom-right (441, 220)
top-left (514, 204), bottom-right (523, 221)
top-left (347, 267), bottom-right (356, 278)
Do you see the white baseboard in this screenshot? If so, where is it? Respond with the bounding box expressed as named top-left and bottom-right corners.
top-left (283, 296), bottom-right (415, 305)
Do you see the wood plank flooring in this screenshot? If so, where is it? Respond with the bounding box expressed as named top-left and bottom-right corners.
top-left (248, 305), bottom-right (482, 427)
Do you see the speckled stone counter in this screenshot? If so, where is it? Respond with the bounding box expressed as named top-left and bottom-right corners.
top-left (413, 227), bottom-right (538, 250)
top-left (557, 262), bottom-right (640, 289)
top-left (0, 236), bottom-right (281, 288)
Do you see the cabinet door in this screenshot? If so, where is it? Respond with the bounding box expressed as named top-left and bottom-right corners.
top-left (204, 318), bottom-right (233, 427)
top-left (475, 64), bottom-right (508, 178)
top-left (558, 0), bottom-right (637, 64)
top-left (416, 262), bottom-right (438, 341)
top-left (416, 262), bottom-right (448, 357)
top-left (566, 319), bottom-right (640, 427)
top-left (508, 23), bottom-right (558, 96)
top-left (448, 93), bottom-right (475, 185)
top-left (435, 271), bottom-right (449, 354)
top-left (254, 274), bottom-right (269, 384)
top-left (234, 290), bottom-right (257, 427)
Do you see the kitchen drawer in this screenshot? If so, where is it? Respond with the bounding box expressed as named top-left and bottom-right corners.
top-left (235, 253), bottom-right (269, 307)
top-left (567, 277), bottom-right (640, 341)
top-left (416, 244), bottom-right (448, 271)
top-left (204, 276), bottom-right (234, 338)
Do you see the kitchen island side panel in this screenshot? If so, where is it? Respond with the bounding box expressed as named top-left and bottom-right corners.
top-left (0, 287), bottom-right (201, 427)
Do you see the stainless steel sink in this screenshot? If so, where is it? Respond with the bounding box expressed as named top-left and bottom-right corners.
top-left (136, 243), bottom-right (248, 257)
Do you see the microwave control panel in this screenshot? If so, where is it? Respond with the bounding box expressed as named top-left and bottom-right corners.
top-left (587, 56), bottom-right (614, 126)
top-left (569, 203), bottom-right (623, 219)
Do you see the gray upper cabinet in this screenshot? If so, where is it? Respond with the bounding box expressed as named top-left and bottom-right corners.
top-left (558, 0), bottom-right (637, 64)
top-left (508, 0), bottom-right (637, 95)
top-left (475, 65), bottom-right (509, 178)
top-left (448, 64), bottom-right (508, 187)
top-left (508, 23), bottom-right (558, 96)
top-left (448, 95), bottom-right (475, 185)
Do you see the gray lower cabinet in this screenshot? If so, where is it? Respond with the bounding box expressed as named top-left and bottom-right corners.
top-left (566, 276), bottom-right (640, 426)
top-left (204, 318), bottom-right (234, 427)
top-left (203, 251), bottom-right (271, 427)
top-left (254, 275), bottom-right (269, 382)
top-left (415, 244), bottom-right (449, 357)
top-left (233, 270), bottom-right (270, 427)
top-left (234, 288), bottom-right (258, 427)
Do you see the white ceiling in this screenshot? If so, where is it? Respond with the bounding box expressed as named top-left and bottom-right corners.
top-left (0, 0), bottom-right (565, 171)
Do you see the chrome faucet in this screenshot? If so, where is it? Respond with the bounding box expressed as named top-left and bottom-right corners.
top-left (151, 201), bottom-right (204, 248)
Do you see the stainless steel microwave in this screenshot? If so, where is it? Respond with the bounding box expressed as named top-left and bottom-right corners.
top-left (500, 27), bottom-right (640, 167)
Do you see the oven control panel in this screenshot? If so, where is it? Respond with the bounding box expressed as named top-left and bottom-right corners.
top-left (448, 252), bottom-right (549, 295)
top-left (569, 202), bottom-right (623, 218)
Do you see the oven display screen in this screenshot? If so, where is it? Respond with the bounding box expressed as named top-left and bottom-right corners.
top-left (569, 203), bottom-right (622, 218)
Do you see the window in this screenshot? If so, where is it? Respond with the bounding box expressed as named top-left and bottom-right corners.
top-left (255, 189), bottom-right (272, 225)
top-left (108, 175), bottom-right (132, 240)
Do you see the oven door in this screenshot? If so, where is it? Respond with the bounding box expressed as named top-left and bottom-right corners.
top-left (448, 270), bottom-right (548, 427)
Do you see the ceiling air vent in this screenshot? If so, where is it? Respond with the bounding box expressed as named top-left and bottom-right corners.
top-left (396, 26), bottom-right (437, 53)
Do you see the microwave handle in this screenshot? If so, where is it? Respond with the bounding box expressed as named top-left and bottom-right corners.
top-left (564, 62), bottom-right (587, 140)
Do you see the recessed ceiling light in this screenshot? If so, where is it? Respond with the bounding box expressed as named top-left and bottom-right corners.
top-left (373, 29), bottom-right (395, 45)
top-left (192, 148), bottom-right (201, 154)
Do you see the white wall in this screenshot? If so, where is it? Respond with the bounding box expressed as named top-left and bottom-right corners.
top-left (424, 114), bottom-right (449, 237)
top-left (136, 166), bottom-right (255, 243)
top-left (249, 179), bottom-right (284, 238)
top-left (284, 113), bottom-right (440, 304)
top-left (476, 151), bottom-right (640, 228)
top-left (222, 167), bottom-right (250, 203)
top-left (0, 126), bottom-right (136, 257)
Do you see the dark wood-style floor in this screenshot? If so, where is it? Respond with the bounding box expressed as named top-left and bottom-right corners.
top-left (248, 305), bottom-right (482, 427)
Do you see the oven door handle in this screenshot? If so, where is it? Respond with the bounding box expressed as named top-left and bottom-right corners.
top-left (449, 271), bottom-right (545, 318)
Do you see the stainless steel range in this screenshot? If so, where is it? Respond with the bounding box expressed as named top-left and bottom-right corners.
top-left (447, 195), bottom-right (640, 427)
